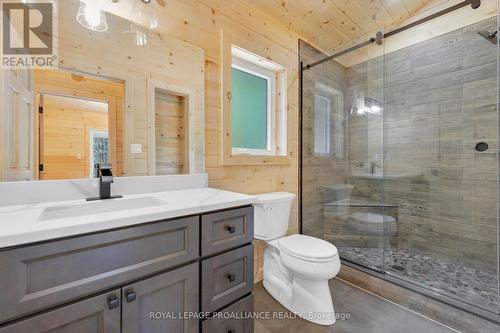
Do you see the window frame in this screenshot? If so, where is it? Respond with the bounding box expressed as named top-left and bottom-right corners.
top-left (231, 56), bottom-right (277, 156)
top-left (221, 32), bottom-right (289, 166)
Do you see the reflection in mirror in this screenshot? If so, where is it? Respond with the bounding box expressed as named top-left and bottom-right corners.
top-left (36, 69), bottom-right (124, 181)
top-left (1, 69), bottom-right (34, 182)
top-left (0, 0), bottom-right (206, 182)
top-left (154, 89), bottom-right (186, 175)
top-left (41, 95), bottom-right (109, 180)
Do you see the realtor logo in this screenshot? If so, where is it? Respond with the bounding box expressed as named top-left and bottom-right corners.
top-left (1, 1), bottom-right (58, 68)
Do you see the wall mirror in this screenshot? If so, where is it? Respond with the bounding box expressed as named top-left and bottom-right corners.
top-left (0, 0), bottom-right (205, 182)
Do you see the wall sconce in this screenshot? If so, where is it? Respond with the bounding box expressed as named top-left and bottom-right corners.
top-left (76, 0), bottom-right (108, 32)
top-left (364, 97), bottom-right (382, 114)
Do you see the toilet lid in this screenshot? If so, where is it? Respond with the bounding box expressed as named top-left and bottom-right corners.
top-left (278, 234), bottom-right (338, 262)
top-left (255, 192), bottom-right (296, 205)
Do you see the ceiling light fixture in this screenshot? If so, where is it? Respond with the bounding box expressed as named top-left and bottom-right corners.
top-left (364, 97), bottom-right (382, 114)
top-left (76, 0), bottom-right (108, 32)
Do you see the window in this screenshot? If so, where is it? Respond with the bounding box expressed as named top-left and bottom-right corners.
top-left (89, 130), bottom-right (109, 177)
top-left (229, 45), bottom-right (286, 159)
top-left (314, 95), bottom-right (331, 155)
top-left (313, 83), bottom-right (344, 158)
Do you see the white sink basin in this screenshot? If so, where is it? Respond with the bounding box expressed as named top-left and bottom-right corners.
top-left (39, 197), bottom-right (169, 221)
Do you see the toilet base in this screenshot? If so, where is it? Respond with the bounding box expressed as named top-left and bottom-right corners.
top-left (262, 245), bottom-right (336, 326)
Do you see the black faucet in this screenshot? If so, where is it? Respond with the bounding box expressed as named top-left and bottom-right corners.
top-left (87, 163), bottom-right (123, 201)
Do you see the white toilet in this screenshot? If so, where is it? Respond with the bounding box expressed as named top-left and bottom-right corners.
top-left (254, 192), bottom-right (341, 325)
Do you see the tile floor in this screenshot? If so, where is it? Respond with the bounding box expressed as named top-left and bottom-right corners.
top-left (254, 279), bottom-right (460, 333)
top-left (340, 247), bottom-right (499, 309)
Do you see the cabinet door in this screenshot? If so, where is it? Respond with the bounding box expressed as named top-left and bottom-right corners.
top-left (122, 263), bottom-right (199, 333)
top-left (0, 290), bottom-right (120, 333)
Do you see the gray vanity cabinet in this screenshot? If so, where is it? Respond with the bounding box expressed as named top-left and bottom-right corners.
top-left (122, 263), bottom-right (199, 333)
top-left (0, 206), bottom-right (254, 332)
top-left (0, 216), bottom-right (199, 323)
top-left (0, 290), bottom-right (121, 333)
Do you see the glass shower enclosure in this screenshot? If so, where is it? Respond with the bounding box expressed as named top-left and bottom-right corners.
top-left (300, 16), bottom-right (500, 317)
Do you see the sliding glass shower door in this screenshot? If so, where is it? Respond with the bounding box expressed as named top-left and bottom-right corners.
top-left (300, 32), bottom-right (386, 272)
top-left (300, 17), bottom-right (500, 315)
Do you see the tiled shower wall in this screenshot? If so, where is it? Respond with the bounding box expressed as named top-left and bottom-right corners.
top-left (348, 18), bottom-right (498, 273)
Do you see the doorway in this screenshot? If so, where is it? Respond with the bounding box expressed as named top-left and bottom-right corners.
top-left (34, 69), bottom-right (124, 180)
top-left (38, 94), bottom-right (109, 180)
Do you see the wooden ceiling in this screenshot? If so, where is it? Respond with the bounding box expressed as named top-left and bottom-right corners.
top-left (249, 0), bottom-right (435, 53)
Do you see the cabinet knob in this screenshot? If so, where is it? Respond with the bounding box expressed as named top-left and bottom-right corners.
top-left (125, 289), bottom-right (137, 303)
top-left (226, 225), bottom-right (236, 234)
top-left (107, 294), bottom-right (119, 310)
top-left (226, 273), bottom-right (236, 283)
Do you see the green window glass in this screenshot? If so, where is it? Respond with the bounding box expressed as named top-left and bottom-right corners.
top-left (231, 67), bottom-right (268, 150)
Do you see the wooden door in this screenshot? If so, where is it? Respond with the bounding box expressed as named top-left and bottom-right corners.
top-left (122, 263), bottom-right (199, 333)
top-left (0, 69), bottom-right (34, 181)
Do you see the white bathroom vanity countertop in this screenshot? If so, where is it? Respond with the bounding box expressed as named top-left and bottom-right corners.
top-left (0, 187), bottom-right (255, 249)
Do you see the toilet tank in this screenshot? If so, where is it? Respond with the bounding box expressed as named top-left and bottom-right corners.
top-left (254, 192), bottom-right (296, 241)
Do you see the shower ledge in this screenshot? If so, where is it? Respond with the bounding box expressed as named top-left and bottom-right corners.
top-left (350, 173), bottom-right (420, 180)
top-left (324, 197), bottom-right (398, 208)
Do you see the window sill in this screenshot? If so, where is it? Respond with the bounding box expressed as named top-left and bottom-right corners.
top-left (222, 153), bottom-right (291, 166)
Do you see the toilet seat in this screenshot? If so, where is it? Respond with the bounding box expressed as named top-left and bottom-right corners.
top-left (278, 234), bottom-right (338, 263)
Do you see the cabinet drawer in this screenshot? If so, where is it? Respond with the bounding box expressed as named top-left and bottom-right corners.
top-left (202, 295), bottom-right (254, 333)
top-left (0, 216), bottom-right (199, 324)
top-left (201, 206), bottom-right (254, 256)
top-left (0, 290), bottom-right (121, 333)
top-left (201, 244), bottom-right (253, 312)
